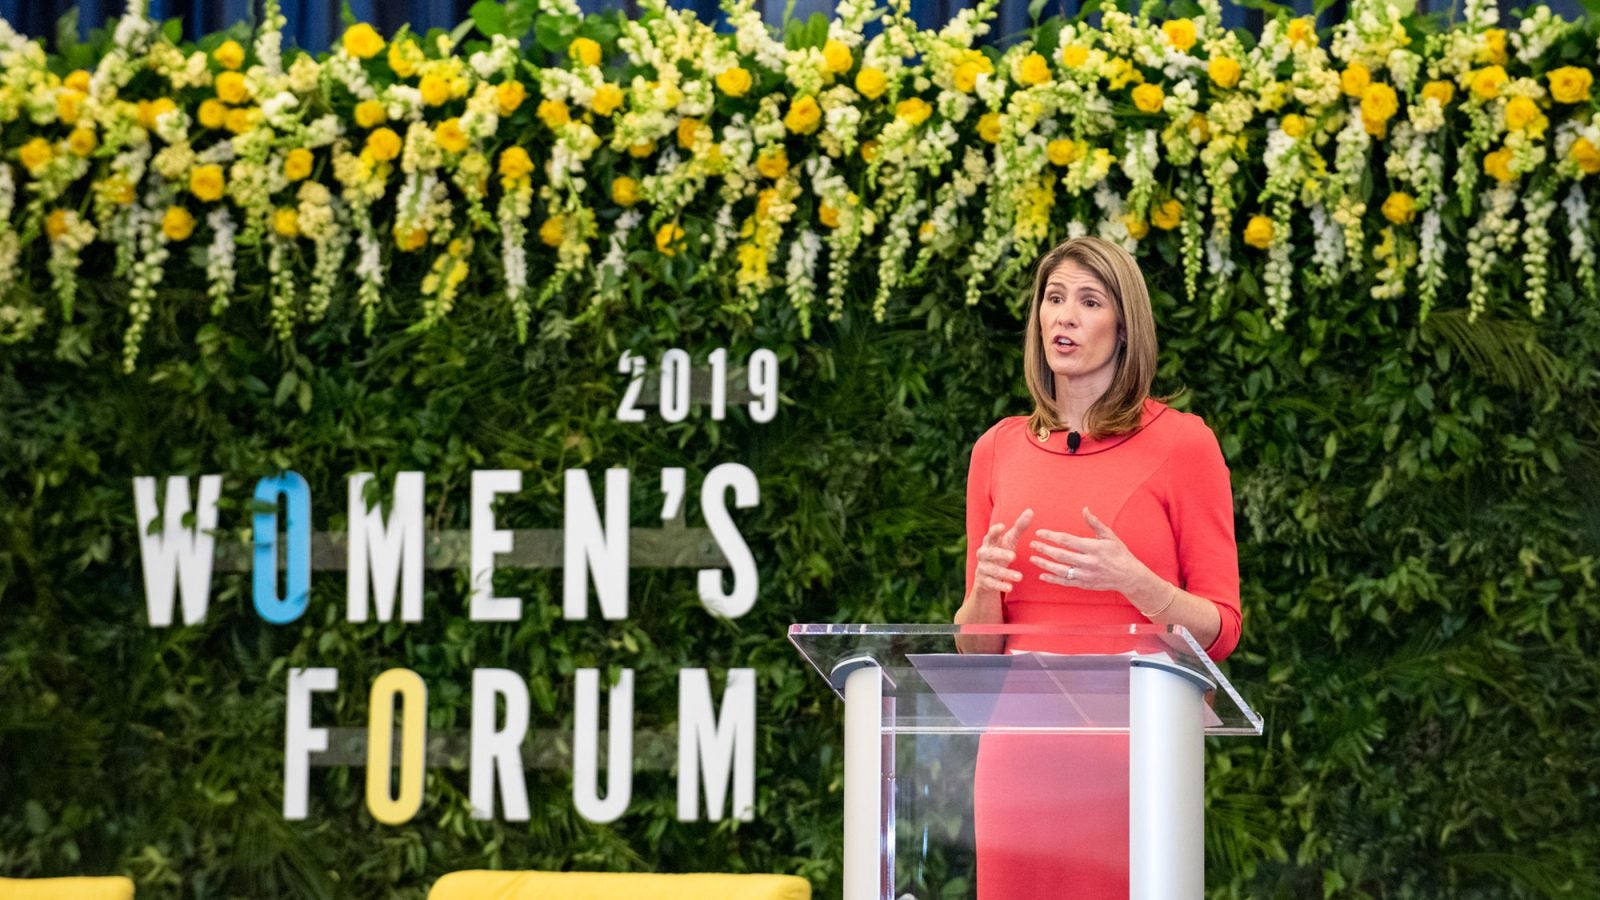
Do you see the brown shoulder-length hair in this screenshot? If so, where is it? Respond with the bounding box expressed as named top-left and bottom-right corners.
top-left (1023, 236), bottom-right (1158, 438)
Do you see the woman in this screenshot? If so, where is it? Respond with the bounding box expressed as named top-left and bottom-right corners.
top-left (952, 236), bottom-right (1241, 897)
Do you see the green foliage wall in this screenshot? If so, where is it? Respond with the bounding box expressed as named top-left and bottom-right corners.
top-left (4, 2), bottom-right (1600, 898)
top-left (6, 244), bottom-right (1599, 898)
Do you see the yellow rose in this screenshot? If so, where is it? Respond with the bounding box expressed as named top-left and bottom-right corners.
top-left (896, 97), bottom-right (931, 125)
top-left (818, 203), bottom-right (841, 228)
top-left (537, 98), bottom-right (571, 130)
top-left (784, 95), bottom-right (822, 135)
top-left (1570, 137), bottom-right (1600, 175)
top-left (756, 147), bottom-right (788, 180)
top-left (215, 70), bottom-right (249, 105)
top-left (1420, 80), bottom-right (1454, 107)
top-left (283, 147), bottom-right (314, 180)
top-left (137, 97), bottom-right (177, 131)
top-left (655, 222), bottom-right (685, 256)
top-left (677, 117), bottom-right (704, 150)
top-left (628, 141), bottom-right (656, 158)
top-left (1123, 213), bottom-right (1149, 240)
top-left (394, 225), bottom-right (428, 251)
top-left (716, 66), bottom-right (753, 97)
top-left (162, 206), bottom-right (196, 242)
top-left (419, 74), bottom-right (451, 107)
top-left (498, 147), bottom-right (533, 182)
top-left (611, 176), bottom-right (639, 207)
top-left (56, 89), bottom-right (83, 125)
top-left (365, 127), bottom-right (402, 161)
top-left (1151, 199), bottom-right (1183, 230)
top-left (1132, 83), bottom-right (1165, 114)
top-left (1480, 29), bottom-right (1508, 66)
top-left (1340, 63), bottom-right (1371, 99)
top-left (388, 39), bottom-right (420, 78)
top-left (342, 23), bottom-right (384, 59)
top-left (978, 112), bottom-right (1002, 143)
top-left (1046, 138), bottom-right (1077, 167)
top-left (569, 37), bottom-right (602, 69)
top-left (273, 207), bottom-right (300, 239)
top-left (46, 209), bottom-right (70, 241)
top-left (19, 137), bottom-right (53, 174)
top-left (435, 118), bottom-right (468, 153)
top-left (1286, 17), bottom-right (1317, 48)
top-left (1280, 113), bottom-right (1308, 139)
top-left (542, 216), bottom-right (571, 247)
top-left (1504, 96), bottom-right (1541, 132)
top-left (1162, 19), bottom-right (1196, 52)
top-left (855, 67), bottom-right (888, 100)
top-left (1547, 66), bottom-right (1593, 105)
top-left (1243, 215), bottom-right (1274, 249)
top-left (1483, 147), bottom-right (1515, 183)
top-left (65, 69), bottom-right (91, 92)
top-left (1061, 44), bottom-right (1090, 68)
top-left (198, 98), bottom-right (228, 129)
top-left (67, 127), bottom-right (97, 157)
top-left (1016, 53), bottom-right (1051, 87)
top-left (189, 164), bottom-right (225, 201)
top-left (1470, 66), bottom-right (1507, 102)
top-left (496, 81), bottom-right (526, 115)
top-left (822, 40), bottom-right (853, 76)
top-left (1208, 56), bottom-right (1241, 90)
top-left (1381, 192), bottom-right (1416, 225)
top-left (214, 39), bottom-right (245, 70)
top-left (590, 83), bottom-right (623, 117)
top-left (953, 61), bottom-right (983, 94)
top-left (224, 107), bottom-right (258, 134)
top-left (1361, 83), bottom-right (1398, 124)
top-left (354, 99), bottom-right (387, 128)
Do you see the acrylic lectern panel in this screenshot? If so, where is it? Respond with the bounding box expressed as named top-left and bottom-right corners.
top-left (788, 623), bottom-right (1261, 735)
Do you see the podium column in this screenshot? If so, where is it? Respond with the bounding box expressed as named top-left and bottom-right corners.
top-left (1129, 658), bottom-right (1214, 900)
top-left (838, 660), bottom-right (885, 900)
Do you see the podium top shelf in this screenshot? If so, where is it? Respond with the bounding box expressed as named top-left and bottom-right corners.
top-left (788, 623), bottom-right (1263, 736)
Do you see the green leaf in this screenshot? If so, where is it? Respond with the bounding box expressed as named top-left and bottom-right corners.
top-left (469, 0), bottom-right (508, 37)
top-left (534, 14), bottom-right (579, 53)
top-left (54, 7), bottom-right (80, 55)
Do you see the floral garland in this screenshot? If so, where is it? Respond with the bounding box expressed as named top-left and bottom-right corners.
top-left (0, 0), bottom-right (1597, 368)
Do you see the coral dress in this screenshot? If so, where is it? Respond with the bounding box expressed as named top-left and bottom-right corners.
top-left (965, 400), bottom-right (1241, 899)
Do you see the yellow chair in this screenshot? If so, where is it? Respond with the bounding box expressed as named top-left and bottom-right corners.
top-left (428, 871), bottom-right (811, 900)
top-left (0, 877), bottom-right (135, 899)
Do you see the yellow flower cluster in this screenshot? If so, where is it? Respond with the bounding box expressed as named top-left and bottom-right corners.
top-left (1, 0), bottom-right (1597, 358)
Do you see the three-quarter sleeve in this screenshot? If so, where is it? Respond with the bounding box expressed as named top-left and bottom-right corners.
top-left (965, 425), bottom-right (998, 597)
top-left (1166, 419), bottom-right (1242, 660)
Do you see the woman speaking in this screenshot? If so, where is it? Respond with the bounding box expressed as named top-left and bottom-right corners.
top-left (953, 236), bottom-right (1242, 897)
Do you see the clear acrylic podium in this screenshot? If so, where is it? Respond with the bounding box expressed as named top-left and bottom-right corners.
top-left (789, 623), bottom-right (1262, 900)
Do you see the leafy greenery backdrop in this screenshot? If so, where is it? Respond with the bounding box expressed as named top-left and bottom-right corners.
top-left (4, 0), bottom-right (1600, 898)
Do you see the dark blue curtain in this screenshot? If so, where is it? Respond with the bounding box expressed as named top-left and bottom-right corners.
top-left (0, 0), bottom-right (1585, 49)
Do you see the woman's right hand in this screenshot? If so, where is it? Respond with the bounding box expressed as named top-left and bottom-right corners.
top-left (972, 508), bottom-right (1033, 598)
top-left (955, 509), bottom-right (1033, 653)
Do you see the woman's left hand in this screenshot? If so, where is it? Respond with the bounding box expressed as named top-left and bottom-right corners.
top-left (1029, 507), bottom-right (1150, 593)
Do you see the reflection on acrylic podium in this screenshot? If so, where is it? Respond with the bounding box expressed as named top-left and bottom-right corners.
top-left (789, 624), bottom-right (1263, 900)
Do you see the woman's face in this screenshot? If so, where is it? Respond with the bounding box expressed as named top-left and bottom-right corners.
top-left (1038, 260), bottom-right (1123, 397)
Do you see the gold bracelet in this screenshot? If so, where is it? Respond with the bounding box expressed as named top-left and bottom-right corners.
top-left (1145, 583), bottom-right (1178, 619)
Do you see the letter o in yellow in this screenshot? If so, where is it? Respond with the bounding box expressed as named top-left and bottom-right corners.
top-left (366, 668), bottom-right (427, 824)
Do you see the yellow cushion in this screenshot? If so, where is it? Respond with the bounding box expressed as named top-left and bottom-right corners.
top-left (428, 871), bottom-right (811, 900)
top-left (0, 877), bottom-right (135, 899)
